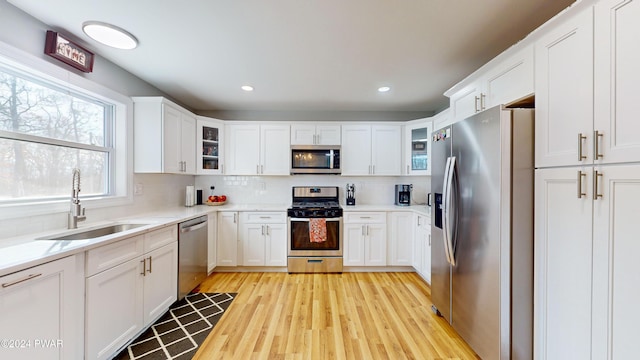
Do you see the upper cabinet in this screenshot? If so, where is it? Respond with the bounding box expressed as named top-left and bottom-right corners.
top-left (594, 0), bottom-right (640, 165)
top-left (341, 124), bottom-right (402, 176)
top-left (535, 7), bottom-right (594, 168)
top-left (403, 119), bottom-right (432, 176)
top-left (290, 123), bottom-right (341, 145)
top-left (446, 44), bottom-right (534, 123)
top-left (133, 97), bottom-right (196, 174)
top-left (225, 123), bottom-right (290, 175)
top-left (196, 116), bottom-right (224, 175)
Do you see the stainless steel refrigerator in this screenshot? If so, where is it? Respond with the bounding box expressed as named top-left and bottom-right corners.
top-left (430, 105), bottom-right (534, 360)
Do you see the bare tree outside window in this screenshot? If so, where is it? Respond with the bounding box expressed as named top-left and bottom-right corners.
top-left (0, 67), bottom-right (112, 202)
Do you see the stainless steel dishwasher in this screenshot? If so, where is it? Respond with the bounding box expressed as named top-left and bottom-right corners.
top-left (178, 215), bottom-right (208, 300)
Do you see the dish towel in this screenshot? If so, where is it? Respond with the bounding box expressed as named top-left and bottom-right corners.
top-left (309, 218), bottom-right (327, 243)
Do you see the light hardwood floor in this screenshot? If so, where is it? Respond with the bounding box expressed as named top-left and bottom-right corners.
top-left (194, 272), bottom-right (478, 360)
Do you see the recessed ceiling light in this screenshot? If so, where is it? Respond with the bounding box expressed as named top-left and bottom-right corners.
top-left (82, 21), bottom-right (138, 50)
top-left (241, 85), bottom-right (254, 92)
top-left (378, 86), bottom-right (391, 92)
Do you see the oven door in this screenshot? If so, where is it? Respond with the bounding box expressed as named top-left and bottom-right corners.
top-left (288, 217), bottom-right (342, 256)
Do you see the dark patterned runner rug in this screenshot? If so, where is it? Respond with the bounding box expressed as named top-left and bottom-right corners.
top-left (114, 293), bottom-right (236, 360)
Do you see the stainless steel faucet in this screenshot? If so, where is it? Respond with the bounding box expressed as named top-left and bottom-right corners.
top-left (68, 168), bottom-right (86, 229)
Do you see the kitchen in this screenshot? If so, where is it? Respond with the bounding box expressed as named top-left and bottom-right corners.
top-left (1, 0), bottom-right (640, 359)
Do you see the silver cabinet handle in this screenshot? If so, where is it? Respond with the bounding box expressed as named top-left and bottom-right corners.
top-left (256, 165), bottom-right (260, 174)
top-left (578, 133), bottom-right (587, 161)
top-left (594, 130), bottom-right (604, 160)
top-left (261, 165), bottom-right (264, 174)
top-left (480, 93), bottom-right (486, 111)
top-left (233, 213), bottom-right (237, 223)
top-left (2, 273), bottom-right (42, 288)
top-left (141, 258), bottom-right (146, 276)
top-left (428, 234), bottom-right (431, 246)
top-left (594, 170), bottom-right (603, 200)
top-left (407, 165), bottom-right (410, 174)
top-left (366, 225), bottom-right (369, 236)
top-left (360, 216), bottom-right (371, 219)
top-left (372, 165), bottom-right (375, 174)
top-left (577, 171), bottom-right (586, 199)
top-left (148, 256), bottom-right (152, 274)
top-left (362, 225), bottom-right (366, 236)
top-left (265, 225), bottom-right (270, 236)
top-left (261, 225), bottom-right (265, 235)
top-left (474, 96), bottom-right (480, 113)
top-left (259, 216), bottom-right (271, 219)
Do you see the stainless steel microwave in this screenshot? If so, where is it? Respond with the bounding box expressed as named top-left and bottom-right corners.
top-left (291, 145), bottom-right (341, 174)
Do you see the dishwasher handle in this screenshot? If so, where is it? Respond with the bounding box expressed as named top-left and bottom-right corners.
top-left (180, 218), bottom-right (208, 233)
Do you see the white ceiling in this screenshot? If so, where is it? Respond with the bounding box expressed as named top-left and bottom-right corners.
top-left (8, 0), bottom-right (575, 113)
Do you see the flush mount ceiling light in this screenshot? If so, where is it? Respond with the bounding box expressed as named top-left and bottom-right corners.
top-left (82, 21), bottom-right (138, 50)
top-left (241, 85), bottom-right (254, 92)
top-left (378, 86), bottom-right (391, 93)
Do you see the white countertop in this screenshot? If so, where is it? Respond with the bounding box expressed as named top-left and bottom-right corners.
top-left (0, 202), bottom-right (428, 277)
top-left (342, 204), bottom-right (431, 216)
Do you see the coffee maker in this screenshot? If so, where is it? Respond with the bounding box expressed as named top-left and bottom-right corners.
top-left (395, 184), bottom-right (412, 206)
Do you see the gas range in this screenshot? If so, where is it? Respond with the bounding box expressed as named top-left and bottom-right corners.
top-left (287, 187), bottom-right (343, 218)
top-left (287, 186), bottom-right (343, 273)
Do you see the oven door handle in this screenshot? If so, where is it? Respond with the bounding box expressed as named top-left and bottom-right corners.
top-left (289, 218), bottom-right (341, 222)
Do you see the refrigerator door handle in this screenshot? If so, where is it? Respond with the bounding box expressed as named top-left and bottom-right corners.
top-left (442, 157), bottom-right (453, 265)
top-left (448, 157), bottom-right (458, 266)
top-left (443, 156), bottom-right (457, 266)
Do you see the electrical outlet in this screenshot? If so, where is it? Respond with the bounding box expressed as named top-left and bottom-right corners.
top-left (134, 183), bottom-right (144, 195)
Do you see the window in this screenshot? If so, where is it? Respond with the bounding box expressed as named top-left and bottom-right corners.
top-left (0, 45), bottom-right (131, 216)
top-left (0, 66), bottom-right (113, 202)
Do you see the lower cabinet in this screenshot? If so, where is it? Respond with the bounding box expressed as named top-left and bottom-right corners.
top-left (535, 165), bottom-right (640, 359)
top-left (344, 212), bottom-right (387, 266)
top-left (239, 212), bottom-right (287, 266)
top-left (85, 226), bottom-right (177, 360)
top-left (412, 213), bottom-right (431, 283)
top-left (388, 212), bottom-right (414, 266)
top-left (0, 255), bottom-right (84, 360)
top-left (216, 211), bottom-right (238, 266)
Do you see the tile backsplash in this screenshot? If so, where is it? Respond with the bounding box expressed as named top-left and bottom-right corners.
top-left (0, 174), bottom-right (430, 241)
top-left (195, 175), bottom-right (430, 206)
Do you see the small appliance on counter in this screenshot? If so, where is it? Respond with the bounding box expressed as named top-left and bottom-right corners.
top-left (346, 183), bottom-right (356, 205)
top-left (395, 184), bottom-right (412, 206)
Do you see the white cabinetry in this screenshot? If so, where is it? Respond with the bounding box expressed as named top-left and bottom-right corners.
top-left (290, 123), bottom-right (341, 145)
top-left (196, 116), bottom-right (224, 174)
top-left (207, 212), bottom-right (217, 272)
top-left (535, 8), bottom-right (594, 168)
top-left (133, 97), bottom-right (196, 174)
top-left (535, 167), bottom-right (592, 360)
top-left (412, 213), bottom-right (431, 283)
top-left (537, 164), bottom-right (640, 359)
top-left (403, 120), bottom-right (432, 175)
top-left (0, 255), bottom-right (83, 360)
top-left (447, 44), bottom-right (534, 123)
top-left (341, 124), bottom-right (402, 176)
top-left (225, 124), bottom-right (290, 175)
top-left (239, 212), bottom-right (287, 266)
top-left (343, 212), bottom-right (387, 266)
top-left (387, 212), bottom-right (414, 266)
top-left (216, 211), bottom-right (238, 266)
top-left (594, 0), bottom-right (640, 165)
top-left (85, 226), bottom-right (177, 360)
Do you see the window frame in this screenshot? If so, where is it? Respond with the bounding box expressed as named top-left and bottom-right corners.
top-left (0, 42), bottom-right (133, 219)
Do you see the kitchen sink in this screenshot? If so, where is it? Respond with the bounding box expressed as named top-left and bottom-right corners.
top-left (37, 223), bottom-right (148, 241)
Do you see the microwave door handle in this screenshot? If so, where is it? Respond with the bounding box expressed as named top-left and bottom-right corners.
top-left (329, 150), bottom-right (334, 169)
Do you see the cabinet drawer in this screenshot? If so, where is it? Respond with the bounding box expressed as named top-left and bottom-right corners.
top-left (416, 214), bottom-right (431, 228)
top-left (242, 212), bottom-right (286, 224)
top-left (86, 235), bottom-right (144, 277)
top-left (344, 212), bottom-right (385, 224)
top-left (144, 225), bottom-right (177, 253)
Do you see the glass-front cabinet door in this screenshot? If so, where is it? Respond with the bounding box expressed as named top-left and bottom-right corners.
top-left (196, 116), bottom-right (224, 174)
top-left (404, 119), bottom-right (432, 175)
